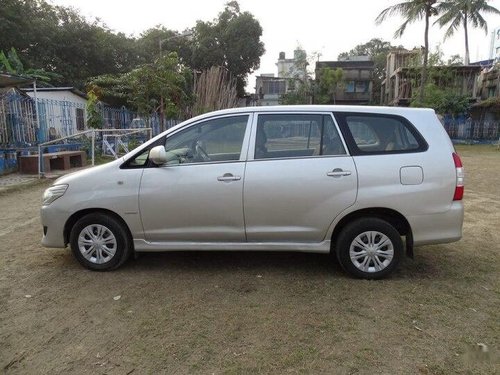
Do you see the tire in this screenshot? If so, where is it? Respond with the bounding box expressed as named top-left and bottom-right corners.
top-left (336, 218), bottom-right (403, 279)
top-left (70, 213), bottom-right (131, 271)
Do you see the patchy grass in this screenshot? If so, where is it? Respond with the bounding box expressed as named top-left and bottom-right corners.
top-left (0, 150), bottom-right (499, 374)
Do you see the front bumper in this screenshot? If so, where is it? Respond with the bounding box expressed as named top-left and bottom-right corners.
top-left (40, 205), bottom-right (69, 248)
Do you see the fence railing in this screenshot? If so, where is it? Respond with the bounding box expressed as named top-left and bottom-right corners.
top-left (37, 128), bottom-right (153, 178)
top-left (443, 120), bottom-right (499, 143)
top-left (0, 93), bottom-right (179, 148)
top-left (1, 92), bottom-right (498, 150)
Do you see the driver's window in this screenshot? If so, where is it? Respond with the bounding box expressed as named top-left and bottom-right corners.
top-left (164, 115), bottom-right (249, 165)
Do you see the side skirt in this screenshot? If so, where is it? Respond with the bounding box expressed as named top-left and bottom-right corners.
top-left (133, 239), bottom-right (331, 254)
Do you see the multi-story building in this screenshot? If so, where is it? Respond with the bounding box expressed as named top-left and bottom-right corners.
top-left (255, 49), bottom-right (307, 106)
top-left (314, 56), bottom-right (374, 105)
top-left (381, 49), bottom-right (482, 106)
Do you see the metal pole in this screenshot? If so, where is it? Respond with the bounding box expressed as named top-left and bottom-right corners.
top-left (33, 79), bottom-right (41, 140)
top-left (34, 79), bottom-right (44, 179)
top-left (91, 129), bottom-right (95, 166)
top-left (38, 143), bottom-right (44, 179)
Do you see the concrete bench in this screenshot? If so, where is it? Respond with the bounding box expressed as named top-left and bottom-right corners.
top-left (19, 151), bottom-right (87, 174)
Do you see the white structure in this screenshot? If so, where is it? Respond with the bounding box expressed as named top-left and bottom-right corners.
top-left (489, 26), bottom-right (500, 62)
top-left (255, 49), bottom-right (308, 106)
top-left (23, 87), bottom-right (88, 139)
top-left (277, 49), bottom-right (307, 79)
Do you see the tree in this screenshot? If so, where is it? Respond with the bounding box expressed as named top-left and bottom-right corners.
top-left (191, 1), bottom-right (265, 95)
top-left (435, 0), bottom-right (500, 65)
top-left (338, 38), bottom-right (402, 104)
top-left (86, 89), bottom-right (103, 129)
top-left (410, 83), bottom-right (470, 116)
top-left (0, 47), bottom-right (60, 84)
top-left (136, 26), bottom-right (193, 65)
top-left (0, 0), bottom-right (141, 88)
top-left (89, 53), bottom-right (193, 121)
top-left (316, 67), bottom-right (344, 104)
top-left (376, 1), bottom-right (439, 103)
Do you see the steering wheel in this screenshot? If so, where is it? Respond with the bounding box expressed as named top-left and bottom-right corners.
top-left (194, 141), bottom-right (211, 161)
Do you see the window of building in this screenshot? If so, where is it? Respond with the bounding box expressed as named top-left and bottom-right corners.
top-left (76, 108), bottom-right (85, 131)
top-left (263, 80), bottom-right (286, 95)
top-left (345, 81), bottom-right (369, 93)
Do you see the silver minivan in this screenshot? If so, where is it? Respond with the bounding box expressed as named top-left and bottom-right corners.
top-left (41, 106), bottom-right (464, 279)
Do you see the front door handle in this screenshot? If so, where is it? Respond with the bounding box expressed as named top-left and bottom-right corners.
top-left (217, 173), bottom-right (241, 182)
top-left (327, 168), bottom-right (352, 177)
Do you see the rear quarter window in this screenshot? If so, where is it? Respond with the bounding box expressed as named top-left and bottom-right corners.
top-left (335, 113), bottom-right (428, 155)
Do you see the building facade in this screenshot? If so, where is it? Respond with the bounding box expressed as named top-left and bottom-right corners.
top-left (315, 56), bottom-right (374, 105)
top-left (255, 49), bottom-right (307, 106)
top-left (381, 49), bottom-right (482, 106)
top-left (22, 87), bottom-right (87, 138)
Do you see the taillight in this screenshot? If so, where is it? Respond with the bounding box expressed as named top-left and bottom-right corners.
top-left (452, 152), bottom-right (464, 200)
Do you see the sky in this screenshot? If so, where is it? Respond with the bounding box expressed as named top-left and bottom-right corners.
top-left (49, 0), bottom-right (500, 90)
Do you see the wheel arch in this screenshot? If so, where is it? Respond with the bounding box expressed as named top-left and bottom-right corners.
top-left (64, 208), bottom-right (133, 249)
top-left (331, 207), bottom-right (413, 255)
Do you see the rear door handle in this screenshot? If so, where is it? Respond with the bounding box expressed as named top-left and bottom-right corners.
top-left (327, 168), bottom-right (352, 177)
top-left (217, 173), bottom-right (241, 182)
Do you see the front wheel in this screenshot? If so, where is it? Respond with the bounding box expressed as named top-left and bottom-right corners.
top-left (70, 213), bottom-right (131, 271)
top-left (336, 218), bottom-right (403, 279)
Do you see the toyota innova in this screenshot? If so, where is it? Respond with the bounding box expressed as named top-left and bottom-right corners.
top-left (41, 106), bottom-right (464, 279)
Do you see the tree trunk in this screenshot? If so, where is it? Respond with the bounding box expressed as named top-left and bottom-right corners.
top-left (464, 14), bottom-right (470, 65)
top-left (420, 9), bottom-right (430, 103)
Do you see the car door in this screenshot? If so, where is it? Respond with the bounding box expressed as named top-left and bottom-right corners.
top-left (139, 114), bottom-right (252, 242)
top-left (243, 112), bottom-right (358, 242)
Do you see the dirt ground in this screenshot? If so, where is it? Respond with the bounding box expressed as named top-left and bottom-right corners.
top-left (1, 145), bottom-right (499, 374)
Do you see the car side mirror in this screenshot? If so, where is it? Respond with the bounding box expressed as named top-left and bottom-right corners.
top-left (149, 145), bottom-right (167, 165)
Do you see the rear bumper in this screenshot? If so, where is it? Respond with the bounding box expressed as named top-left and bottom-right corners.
top-left (408, 202), bottom-right (464, 246)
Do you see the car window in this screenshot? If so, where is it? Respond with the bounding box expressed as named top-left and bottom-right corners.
top-left (164, 115), bottom-right (248, 164)
top-left (255, 114), bottom-right (346, 159)
top-left (341, 114), bottom-right (424, 154)
top-left (128, 149), bottom-right (150, 167)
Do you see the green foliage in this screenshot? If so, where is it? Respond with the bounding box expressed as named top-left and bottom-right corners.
top-left (376, 1), bottom-right (438, 38)
top-left (0, 47), bottom-right (60, 83)
top-left (1, 0), bottom-right (263, 96)
top-left (279, 82), bottom-right (311, 105)
top-left (86, 89), bottom-right (103, 129)
top-left (136, 27), bottom-right (193, 65)
top-left (315, 67), bottom-right (344, 104)
top-left (410, 83), bottom-right (470, 115)
top-left (376, 1), bottom-right (439, 101)
top-left (435, 0), bottom-right (500, 64)
top-left (0, 0), bottom-right (143, 88)
top-left (191, 1), bottom-right (265, 95)
top-left (89, 53), bottom-right (193, 119)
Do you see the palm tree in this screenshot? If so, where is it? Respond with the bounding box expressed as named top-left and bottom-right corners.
top-left (376, 0), bottom-right (438, 103)
top-left (435, 0), bottom-right (500, 65)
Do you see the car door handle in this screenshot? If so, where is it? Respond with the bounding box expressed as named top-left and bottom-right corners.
top-left (327, 168), bottom-right (352, 177)
top-left (217, 173), bottom-right (241, 182)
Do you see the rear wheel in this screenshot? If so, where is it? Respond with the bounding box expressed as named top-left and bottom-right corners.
top-left (70, 213), bottom-right (131, 271)
top-left (336, 218), bottom-right (403, 279)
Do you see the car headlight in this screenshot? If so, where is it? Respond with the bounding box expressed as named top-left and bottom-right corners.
top-left (42, 184), bottom-right (68, 206)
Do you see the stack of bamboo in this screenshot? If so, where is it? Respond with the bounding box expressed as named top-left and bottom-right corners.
top-left (191, 66), bottom-right (238, 116)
